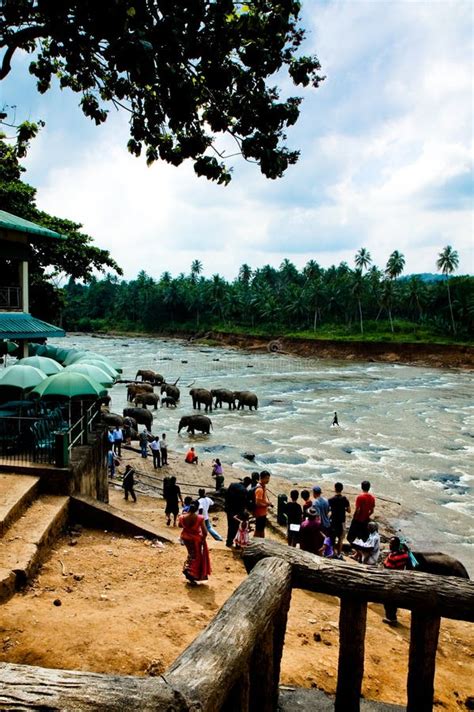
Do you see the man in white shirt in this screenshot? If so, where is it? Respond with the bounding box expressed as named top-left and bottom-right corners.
top-left (351, 522), bottom-right (380, 565)
top-left (149, 436), bottom-right (161, 469)
top-left (198, 488), bottom-right (223, 541)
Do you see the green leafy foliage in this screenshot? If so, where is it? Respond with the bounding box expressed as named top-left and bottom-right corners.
top-left (61, 258), bottom-right (474, 343)
top-left (0, 0), bottom-right (325, 183)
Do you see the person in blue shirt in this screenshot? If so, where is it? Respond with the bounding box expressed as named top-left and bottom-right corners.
top-left (312, 486), bottom-right (331, 533)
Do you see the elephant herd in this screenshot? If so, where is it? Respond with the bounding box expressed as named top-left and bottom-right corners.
top-left (100, 368), bottom-right (259, 437)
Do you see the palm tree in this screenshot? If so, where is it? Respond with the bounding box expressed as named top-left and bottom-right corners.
top-left (437, 245), bottom-right (459, 334)
top-left (355, 247), bottom-right (372, 272)
top-left (238, 263), bottom-right (252, 285)
top-left (351, 268), bottom-right (365, 334)
top-left (385, 251), bottom-right (405, 281)
top-left (384, 251), bottom-right (405, 332)
top-left (190, 259), bottom-right (203, 285)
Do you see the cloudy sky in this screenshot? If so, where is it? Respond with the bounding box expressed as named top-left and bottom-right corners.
top-left (2, 0), bottom-right (473, 281)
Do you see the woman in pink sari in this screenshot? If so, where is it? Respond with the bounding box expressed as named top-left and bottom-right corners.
top-left (178, 502), bottom-right (212, 584)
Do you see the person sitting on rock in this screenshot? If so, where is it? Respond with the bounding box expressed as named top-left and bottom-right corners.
top-left (185, 447), bottom-right (198, 465)
top-left (382, 536), bottom-right (410, 626)
top-left (351, 521), bottom-right (380, 565)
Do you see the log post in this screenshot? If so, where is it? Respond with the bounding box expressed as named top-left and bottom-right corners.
top-left (407, 612), bottom-right (441, 712)
top-left (335, 597), bottom-right (367, 712)
top-left (249, 623), bottom-right (275, 712)
top-left (166, 556), bottom-right (292, 712)
top-left (223, 668), bottom-right (250, 712)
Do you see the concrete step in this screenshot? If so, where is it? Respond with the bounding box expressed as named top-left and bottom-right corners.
top-left (0, 473), bottom-right (40, 537)
top-left (0, 495), bottom-right (69, 602)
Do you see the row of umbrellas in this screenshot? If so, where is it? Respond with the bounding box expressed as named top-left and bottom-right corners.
top-left (0, 344), bottom-right (122, 401)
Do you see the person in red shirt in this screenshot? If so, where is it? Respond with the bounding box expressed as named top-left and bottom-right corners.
top-left (185, 447), bottom-right (198, 465)
top-left (347, 480), bottom-right (375, 543)
top-left (382, 536), bottom-right (410, 625)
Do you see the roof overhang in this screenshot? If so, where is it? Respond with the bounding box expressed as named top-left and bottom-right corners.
top-left (0, 313), bottom-right (65, 339)
top-left (0, 210), bottom-right (64, 241)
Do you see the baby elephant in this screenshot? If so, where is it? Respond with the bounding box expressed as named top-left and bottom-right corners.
top-left (161, 396), bottom-right (177, 408)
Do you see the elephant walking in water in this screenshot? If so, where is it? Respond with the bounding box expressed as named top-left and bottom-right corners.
top-left (178, 415), bottom-right (213, 435)
top-left (211, 388), bottom-right (235, 410)
top-left (134, 392), bottom-right (160, 410)
top-left (135, 369), bottom-right (164, 384)
top-left (161, 381), bottom-right (180, 402)
top-left (190, 387), bottom-right (213, 412)
top-left (234, 390), bottom-right (258, 410)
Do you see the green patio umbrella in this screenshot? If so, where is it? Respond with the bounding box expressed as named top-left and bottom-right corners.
top-left (31, 371), bottom-right (107, 399)
top-left (65, 363), bottom-right (114, 387)
top-left (75, 352), bottom-right (122, 373)
top-left (0, 365), bottom-right (47, 391)
top-left (73, 358), bottom-right (119, 378)
top-left (62, 350), bottom-right (89, 366)
top-left (0, 340), bottom-right (19, 356)
top-left (18, 356), bottom-right (64, 375)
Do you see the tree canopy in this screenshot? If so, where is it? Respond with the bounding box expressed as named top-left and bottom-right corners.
top-left (0, 1), bottom-right (324, 184)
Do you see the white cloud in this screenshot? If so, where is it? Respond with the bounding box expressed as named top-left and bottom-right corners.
top-left (8, 0), bottom-right (473, 280)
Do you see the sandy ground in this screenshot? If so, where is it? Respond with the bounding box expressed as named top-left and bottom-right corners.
top-left (0, 449), bottom-right (472, 710)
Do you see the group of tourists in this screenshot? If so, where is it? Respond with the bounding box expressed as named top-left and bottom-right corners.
top-left (283, 480), bottom-right (377, 560)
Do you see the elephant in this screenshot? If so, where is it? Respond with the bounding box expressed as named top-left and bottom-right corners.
top-left (178, 414), bottom-right (213, 435)
top-left (410, 551), bottom-right (469, 578)
top-left (135, 369), bottom-right (164, 384)
top-left (123, 416), bottom-right (137, 430)
top-left (127, 383), bottom-right (154, 401)
top-left (234, 390), bottom-right (258, 410)
top-left (161, 396), bottom-right (177, 408)
top-left (211, 388), bottom-right (235, 410)
top-left (134, 392), bottom-right (160, 410)
top-left (383, 550), bottom-right (469, 625)
top-left (101, 412), bottom-right (124, 427)
top-left (123, 407), bottom-right (153, 430)
top-left (190, 387), bottom-right (213, 412)
top-left (161, 383), bottom-right (180, 402)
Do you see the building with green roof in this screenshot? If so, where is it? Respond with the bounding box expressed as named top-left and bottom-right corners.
top-left (0, 210), bottom-right (65, 357)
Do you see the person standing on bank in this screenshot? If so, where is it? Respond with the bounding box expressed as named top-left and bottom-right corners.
top-left (139, 428), bottom-right (149, 458)
top-left (224, 476), bottom-right (252, 547)
top-left (149, 436), bottom-right (161, 469)
top-left (179, 502), bottom-right (211, 585)
top-left (112, 425), bottom-right (123, 457)
top-left (347, 480), bottom-right (376, 543)
top-left (122, 464), bottom-right (137, 502)
top-left (197, 488), bottom-right (223, 541)
top-left (254, 470), bottom-right (273, 538)
top-left (312, 486), bottom-right (331, 533)
top-left (328, 482), bottom-right (351, 556)
top-left (160, 433), bottom-right (168, 465)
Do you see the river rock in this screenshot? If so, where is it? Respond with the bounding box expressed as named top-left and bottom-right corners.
top-left (242, 451), bottom-right (256, 461)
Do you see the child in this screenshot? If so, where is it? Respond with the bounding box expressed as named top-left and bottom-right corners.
top-left (322, 532), bottom-right (335, 558)
top-left (301, 489), bottom-right (312, 517)
top-left (285, 489), bottom-right (303, 547)
top-left (233, 511), bottom-right (252, 548)
top-left (182, 496), bottom-right (194, 513)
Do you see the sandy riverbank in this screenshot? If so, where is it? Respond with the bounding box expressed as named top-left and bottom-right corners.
top-left (0, 448), bottom-right (472, 710)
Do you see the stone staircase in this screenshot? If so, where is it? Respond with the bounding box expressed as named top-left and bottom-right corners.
top-left (0, 473), bottom-right (69, 602)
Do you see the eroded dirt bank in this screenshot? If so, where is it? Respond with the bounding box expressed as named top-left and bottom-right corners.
top-left (207, 333), bottom-right (474, 370)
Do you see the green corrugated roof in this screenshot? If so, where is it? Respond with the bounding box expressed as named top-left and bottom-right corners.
top-left (0, 313), bottom-right (65, 339)
top-left (0, 210), bottom-right (63, 240)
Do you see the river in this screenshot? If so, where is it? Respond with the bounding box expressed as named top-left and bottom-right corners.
top-left (47, 334), bottom-right (474, 573)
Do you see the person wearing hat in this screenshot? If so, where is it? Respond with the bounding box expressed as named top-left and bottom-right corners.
top-left (312, 486), bottom-right (331, 532)
top-left (299, 507), bottom-right (324, 554)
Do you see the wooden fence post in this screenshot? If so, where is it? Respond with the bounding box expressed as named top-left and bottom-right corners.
top-left (335, 597), bottom-right (367, 712)
top-left (407, 612), bottom-right (441, 712)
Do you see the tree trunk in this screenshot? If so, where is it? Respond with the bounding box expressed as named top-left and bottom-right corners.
top-left (447, 279), bottom-right (456, 334)
top-left (407, 612), bottom-right (441, 712)
top-left (358, 298), bottom-right (364, 334)
top-left (335, 598), bottom-right (367, 711)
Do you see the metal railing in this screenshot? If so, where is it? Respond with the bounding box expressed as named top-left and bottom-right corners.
top-left (0, 286), bottom-right (22, 310)
top-left (0, 402), bottom-right (101, 467)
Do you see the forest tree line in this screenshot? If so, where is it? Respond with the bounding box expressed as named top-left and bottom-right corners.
top-left (62, 250), bottom-right (473, 341)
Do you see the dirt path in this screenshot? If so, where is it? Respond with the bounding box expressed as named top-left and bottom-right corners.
top-left (0, 450), bottom-right (472, 709)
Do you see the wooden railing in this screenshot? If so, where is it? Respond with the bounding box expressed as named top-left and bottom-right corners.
top-left (242, 540), bottom-right (474, 712)
top-left (0, 545), bottom-right (472, 711)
